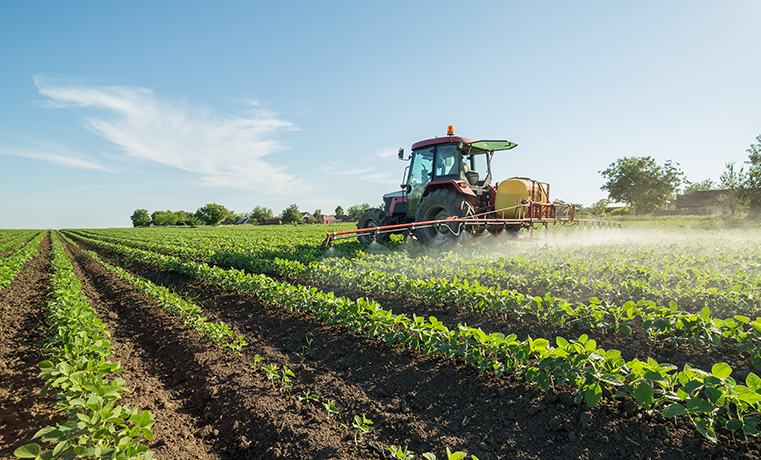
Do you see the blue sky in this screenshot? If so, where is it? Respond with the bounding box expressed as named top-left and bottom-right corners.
top-left (2, 1), bottom-right (760, 228)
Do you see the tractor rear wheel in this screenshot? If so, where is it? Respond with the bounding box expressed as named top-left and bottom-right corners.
top-left (357, 208), bottom-right (390, 243)
top-left (414, 188), bottom-right (474, 245)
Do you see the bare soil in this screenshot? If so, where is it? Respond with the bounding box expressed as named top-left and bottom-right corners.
top-left (1, 232), bottom-right (759, 460)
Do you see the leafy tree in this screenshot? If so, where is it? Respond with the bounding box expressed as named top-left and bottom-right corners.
top-left (738, 134), bottom-right (761, 215)
top-left (174, 210), bottom-right (199, 226)
top-left (585, 199), bottom-right (610, 216)
top-left (281, 203), bottom-right (302, 225)
top-left (682, 179), bottom-right (715, 195)
top-left (346, 203), bottom-right (370, 220)
top-left (195, 203), bottom-right (230, 226)
top-left (599, 156), bottom-right (683, 214)
top-left (721, 162), bottom-right (746, 190)
top-left (250, 205), bottom-right (274, 224)
top-left (335, 205), bottom-right (344, 216)
top-left (130, 209), bottom-right (151, 227)
top-left (313, 209), bottom-right (322, 217)
top-left (151, 210), bottom-right (178, 226)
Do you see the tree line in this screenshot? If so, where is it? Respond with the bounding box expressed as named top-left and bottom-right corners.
top-left (592, 133), bottom-right (761, 216)
top-left (130, 203), bottom-right (376, 227)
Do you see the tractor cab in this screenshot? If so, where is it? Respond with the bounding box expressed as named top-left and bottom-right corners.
top-left (398, 127), bottom-right (517, 217)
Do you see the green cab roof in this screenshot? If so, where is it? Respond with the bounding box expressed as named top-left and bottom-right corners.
top-left (465, 140), bottom-right (518, 152)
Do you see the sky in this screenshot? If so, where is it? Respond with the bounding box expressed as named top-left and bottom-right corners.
top-left (1, 1), bottom-right (761, 229)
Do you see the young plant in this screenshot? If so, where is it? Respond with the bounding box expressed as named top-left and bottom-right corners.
top-left (352, 413), bottom-right (373, 442)
top-left (249, 354), bottom-right (265, 371)
top-left (300, 335), bottom-right (315, 358)
top-left (279, 365), bottom-right (295, 392)
top-left (298, 389), bottom-right (319, 404)
top-left (387, 445), bottom-right (416, 460)
top-left (322, 400), bottom-right (339, 419)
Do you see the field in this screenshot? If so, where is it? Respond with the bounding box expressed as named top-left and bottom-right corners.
top-left (2, 219), bottom-right (761, 459)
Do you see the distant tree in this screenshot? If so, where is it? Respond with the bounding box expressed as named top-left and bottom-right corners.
top-left (599, 156), bottom-right (683, 214)
top-left (335, 205), bottom-right (344, 216)
top-left (174, 210), bottom-right (199, 226)
top-left (721, 162), bottom-right (746, 190)
top-left (313, 209), bottom-right (322, 217)
top-left (737, 134), bottom-right (761, 215)
top-left (130, 209), bottom-right (151, 227)
top-left (195, 203), bottom-right (230, 226)
top-left (250, 205), bottom-right (274, 224)
top-left (151, 210), bottom-right (178, 226)
top-left (682, 179), bottom-right (716, 195)
top-left (346, 203), bottom-right (370, 220)
top-left (585, 199), bottom-right (610, 216)
top-left (281, 203), bottom-right (302, 225)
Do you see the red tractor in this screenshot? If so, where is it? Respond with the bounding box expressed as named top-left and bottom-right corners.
top-left (319, 126), bottom-right (617, 249)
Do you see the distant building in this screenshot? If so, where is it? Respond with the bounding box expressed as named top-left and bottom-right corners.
top-left (334, 214), bottom-right (353, 222)
top-left (671, 190), bottom-right (730, 214)
top-left (263, 217), bottom-right (283, 225)
top-left (300, 212), bottom-right (314, 220)
top-left (235, 218), bottom-right (254, 225)
top-left (318, 215), bottom-right (335, 224)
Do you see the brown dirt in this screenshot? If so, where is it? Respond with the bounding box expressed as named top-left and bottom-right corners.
top-left (0, 232), bottom-right (63, 459)
top-left (40, 233), bottom-right (757, 460)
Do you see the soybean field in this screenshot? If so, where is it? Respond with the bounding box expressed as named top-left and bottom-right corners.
top-left (2, 219), bottom-right (761, 460)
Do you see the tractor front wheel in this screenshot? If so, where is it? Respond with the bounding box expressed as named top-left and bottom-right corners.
top-left (357, 208), bottom-right (390, 243)
top-left (414, 189), bottom-right (474, 245)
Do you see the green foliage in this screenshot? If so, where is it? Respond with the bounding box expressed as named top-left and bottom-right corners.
top-left (64, 225), bottom-right (761, 444)
top-left (130, 209), bottom-right (151, 227)
top-left (738, 134), bottom-right (761, 214)
top-left (281, 203), bottom-right (302, 225)
top-left (250, 205), bottom-right (274, 224)
top-left (600, 156), bottom-right (683, 214)
top-left (585, 199), bottom-right (610, 216)
top-left (150, 210), bottom-right (178, 226)
top-left (347, 203), bottom-right (371, 220)
top-left (683, 179), bottom-right (716, 195)
top-left (14, 233), bottom-right (155, 459)
top-left (335, 205), bottom-right (344, 216)
top-left (195, 203), bottom-right (230, 226)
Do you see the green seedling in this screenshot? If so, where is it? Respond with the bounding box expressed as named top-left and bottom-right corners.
top-left (298, 389), bottom-right (319, 404)
top-left (279, 365), bottom-right (295, 392)
top-left (300, 335), bottom-right (315, 358)
top-left (322, 400), bottom-right (339, 418)
top-left (387, 445), bottom-right (416, 460)
top-left (352, 413), bottom-right (373, 442)
top-left (262, 363), bottom-right (280, 382)
top-left (249, 354), bottom-right (265, 371)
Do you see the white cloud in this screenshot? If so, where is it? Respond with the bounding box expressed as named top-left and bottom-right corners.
top-left (0, 135), bottom-right (112, 171)
top-left (375, 148), bottom-right (400, 159)
top-left (321, 165), bottom-right (375, 176)
top-left (33, 76), bottom-right (303, 194)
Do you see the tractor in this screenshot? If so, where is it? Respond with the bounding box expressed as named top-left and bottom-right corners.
top-left (319, 126), bottom-right (618, 249)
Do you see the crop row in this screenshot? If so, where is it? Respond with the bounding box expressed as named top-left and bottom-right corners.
top-left (66, 231), bottom-right (761, 443)
top-left (71, 227), bottom-right (761, 313)
top-left (69, 230), bottom-right (761, 368)
top-left (58, 233), bottom-right (248, 355)
top-left (14, 232), bottom-right (154, 460)
top-left (0, 231), bottom-right (44, 289)
top-left (0, 230), bottom-right (38, 255)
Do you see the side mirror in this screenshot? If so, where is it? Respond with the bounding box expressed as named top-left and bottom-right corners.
top-left (405, 184), bottom-right (412, 193)
top-left (398, 147), bottom-right (405, 160)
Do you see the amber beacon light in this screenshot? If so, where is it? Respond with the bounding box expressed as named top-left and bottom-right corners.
top-left (447, 125), bottom-right (455, 136)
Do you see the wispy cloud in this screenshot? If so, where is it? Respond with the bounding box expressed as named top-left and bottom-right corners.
top-left (0, 134), bottom-right (112, 171)
top-left (33, 76), bottom-right (303, 194)
top-left (321, 165), bottom-right (375, 176)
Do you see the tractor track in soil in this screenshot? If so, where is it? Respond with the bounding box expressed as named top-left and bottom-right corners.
top-left (63, 233), bottom-right (761, 459)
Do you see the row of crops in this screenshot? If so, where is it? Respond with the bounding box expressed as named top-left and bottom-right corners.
top-left (61, 223), bottom-right (761, 445)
